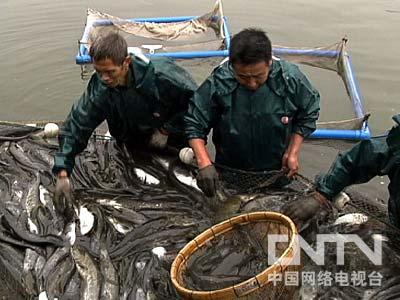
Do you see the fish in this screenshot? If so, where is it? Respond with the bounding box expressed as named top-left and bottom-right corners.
top-left (134, 168), bottom-right (160, 185)
top-left (368, 276), bottom-right (400, 299)
top-left (23, 172), bottom-right (41, 234)
top-left (79, 206), bottom-right (95, 235)
top-left (152, 155), bottom-right (171, 170)
top-left (8, 142), bottom-right (43, 172)
top-left (107, 216), bottom-right (133, 234)
top-left (22, 249), bottom-right (40, 295)
top-left (53, 177), bottom-right (76, 224)
top-left (39, 184), bottom-right (60, 225)
top-left (240, 193), bottom-right (289, 213)
top-left (99, 245), bottom-right (119, 300)
top-left (64, 221), bottom-right (76, 246)
top-left (38, 246), bottom-right (70, 289)
top-left (332, 192), bottom-right (351, 210)
top-left (45, 255), bottom-right (75, 298)
top-left (71, 245), bottom-right (101, 300)
top-left (61, 272), bottom-right (81, 299)
top-left (0, 243), bottom-right (24, 279)
top-left (334, 213), bottom-right (369, 226)
top-left (1, 210), bottom-right (64, 247)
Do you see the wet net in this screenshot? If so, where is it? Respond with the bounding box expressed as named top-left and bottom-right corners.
top-left (215, 163), bottom-right (315, 195)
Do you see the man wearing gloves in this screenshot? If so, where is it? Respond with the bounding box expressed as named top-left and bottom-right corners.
top-left (184, 28), bottom-right (320, 197)
top-left (283, 114), bottom-right (400, 228)
top-left (53, 32), bottom-right (197, 180)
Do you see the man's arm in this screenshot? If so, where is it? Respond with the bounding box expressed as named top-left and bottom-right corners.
top-left (283, 139), bottom-right (389, 223)
top-left (152, 59), bottom-right (198, 135)
top-left (291, 69), bottom-right (320, 139)
top-left (284, 66), bottom-right (320, 176)
top-left (184, 78), bottom-right (220, 197)
top-left (282, 133), bottom-right (304, 177)
top-left (188, 138), bottom-right (213, 169)
top-left (53, 75), bottom-right (108, 176)
top-left (184, 75), bottom-right (217, 148)
top-left (316, 139), bottom-right (390, 200)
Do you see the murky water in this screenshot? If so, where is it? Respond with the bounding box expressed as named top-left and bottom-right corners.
top-left (0, 0), bottom-right (399, 132)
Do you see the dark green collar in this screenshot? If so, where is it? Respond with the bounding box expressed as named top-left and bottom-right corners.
top-left (131, 56), bottom-right (158, 99)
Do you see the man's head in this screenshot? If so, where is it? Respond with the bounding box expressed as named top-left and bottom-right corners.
top-left (229, 28), bottom-right (272, 91)
top-left (89, 32), bottom-right (131, 87)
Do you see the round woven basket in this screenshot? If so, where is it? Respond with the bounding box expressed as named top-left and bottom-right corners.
top-left (170, 211), bottom-right (300, 300)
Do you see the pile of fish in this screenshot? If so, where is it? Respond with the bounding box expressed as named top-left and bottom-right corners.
top-left (0, 125), bottom-right (213, 299)
top-left (0, 124), bottom-right (400, 299)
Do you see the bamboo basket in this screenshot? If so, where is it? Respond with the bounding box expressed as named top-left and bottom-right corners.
top-left (170, 211), bottom-right (300, 300)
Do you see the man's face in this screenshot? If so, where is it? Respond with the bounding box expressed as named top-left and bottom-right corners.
top-left (233, 60), bottom-right (271, 91)
top-left (93, 57), bottom-right (131, 88)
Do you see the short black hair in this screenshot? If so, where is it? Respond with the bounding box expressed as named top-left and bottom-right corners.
top-left (229, 28), bottom-right (272, 65)
top-left (89, 32), bottom-right (128, 65)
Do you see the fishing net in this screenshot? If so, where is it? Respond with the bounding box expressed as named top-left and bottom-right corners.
top-left (216, 164), bottom-right (315, 195)
top-left (1, 121), bottom-right (400, 299)
top-left (77, 0), bottom-right (368, 132)
top-left (78, 0), bottom-right (228, 84)
top-left (79, 0), bottom-right (226, 56)
top-left (172, 212), bottom-right (300, 300)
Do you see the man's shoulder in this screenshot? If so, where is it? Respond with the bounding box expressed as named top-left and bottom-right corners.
top-left (271, 58), bottom-right (303, 79)
top-left (212, 60), bottom-right (233, 78)
top-left (149, 56), bottom-right (183, 73)
top-left (87, 73), bottom-right (109, 96)
top-left (205, 61), bottom-right (237, 94)
top-left (146, 56), bottom-right (197, 89)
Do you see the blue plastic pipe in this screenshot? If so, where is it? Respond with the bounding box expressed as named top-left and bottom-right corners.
top-left (310, 127), bottom-right (371, 140)
top-left (223, 16), bottom-right (231, 49)
top-left (75, 14), bottom-right (371, 141)
top-left (273, 48), bottom-right (339, 58)
top-left (76, 15), bottom-right (231, 64)
top-left (344, 55), bottom-right (365, 119)
top-left (140, 50), bottom-right (229, 58)
top-left (92, 16), bottom-right (197, 26)
top-left (76, 49), bottom-right (230, 64)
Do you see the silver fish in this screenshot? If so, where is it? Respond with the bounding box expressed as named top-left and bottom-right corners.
top-left (71, 245), bottom-right (101, 300)
top-left (134, 168), bottom-right (160, 185)
top-left (334, 213), bottom-right (369, 225)
top-left (22, 249), bottom-right (39, 295)
top-left (79, 206), bottom-right (95, 235)
top-left (99, 245), bottom-right (119, 300)
top-left (23, 173), bottom-right (41, 234)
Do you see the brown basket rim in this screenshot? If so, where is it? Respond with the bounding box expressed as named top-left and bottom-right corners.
top-left (170, 211), bottom-right (299, 299)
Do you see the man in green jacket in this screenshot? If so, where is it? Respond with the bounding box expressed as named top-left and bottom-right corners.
top-left (283, 114), bottom-right (400, 228)
top-left (53, 32), bottom-right (197, 180)
top-left (184, 28), bottom-right (320, 197)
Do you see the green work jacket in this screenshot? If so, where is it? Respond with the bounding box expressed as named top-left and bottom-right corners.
top-left (317, 114), bottom-right (400, 227)
top-left (184, 59), bottom-right (320, 171)
top-left (53, 55), bottom-right (197, 174)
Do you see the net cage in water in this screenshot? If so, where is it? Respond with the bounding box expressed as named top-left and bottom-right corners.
top-left (75, 0), bottom-right (370, 140)
top-left (76, 0), bottom-right (229, 64)
top-left (171, 212), bottom-right (300, 300)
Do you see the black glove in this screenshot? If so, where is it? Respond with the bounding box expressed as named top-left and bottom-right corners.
top-left (54, 176), bottom-right (75, 222)
top-left (196, 165), bottom-right (219, 197)
top-left (282, 192), bottom-right (331, 223)
top-left (148, 128), bottom-right (169, 149)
